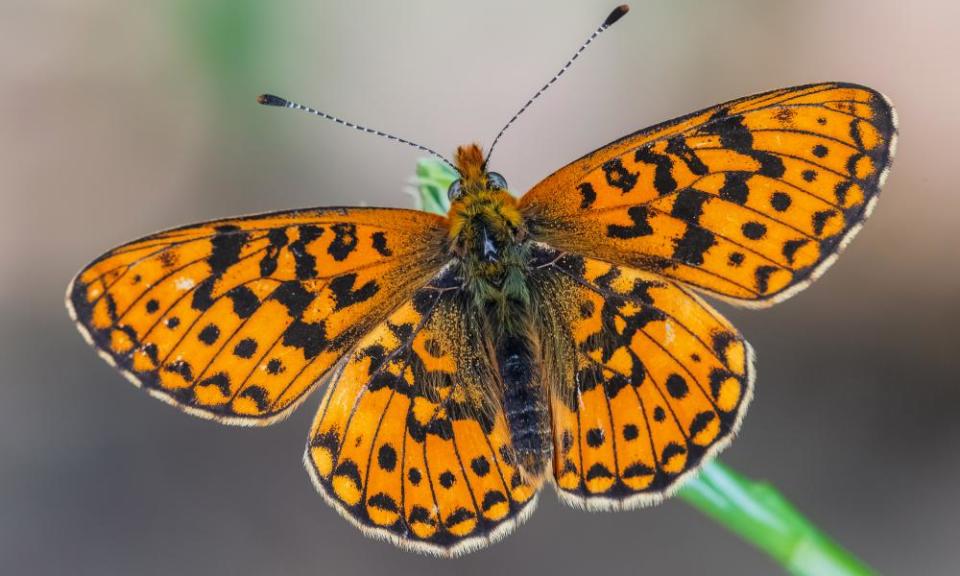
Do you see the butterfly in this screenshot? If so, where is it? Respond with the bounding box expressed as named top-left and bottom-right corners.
top-left (67, 5), bottom-right (896, 557)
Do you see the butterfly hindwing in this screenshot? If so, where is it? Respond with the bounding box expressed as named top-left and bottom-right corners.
top-left (521, 83), bottom-right (897, 306)
top-left (67, 207), bottom-right (448, 424)
top-left (528, 247), bottom-right (752, 507)
top-left (305, 268), bottom-right (541, 556)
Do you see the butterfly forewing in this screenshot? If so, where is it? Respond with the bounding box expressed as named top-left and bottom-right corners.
top-left (68, 207), bottom-right (448, 424)
top-left (521, 83), bottom-right (896, 306)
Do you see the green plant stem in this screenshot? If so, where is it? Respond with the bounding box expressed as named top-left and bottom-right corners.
top-left (678, 461), bottom-right (874, 575)
top-left (414, 157), bottom-right (876, 576)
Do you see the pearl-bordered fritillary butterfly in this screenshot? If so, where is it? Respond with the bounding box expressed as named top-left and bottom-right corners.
top-left (67, 5), bottom-right (896, 556)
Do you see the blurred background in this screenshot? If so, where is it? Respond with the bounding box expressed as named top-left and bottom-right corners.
top-left (3, 0), bottom-right (957, 574)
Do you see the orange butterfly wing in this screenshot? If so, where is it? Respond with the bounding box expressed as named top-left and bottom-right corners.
top-left (529, 248), bottom-right (750, 506)
top-left (306, 269), bottom-right (540, 555)
top-left (67, 207), bottom-right (448, 424)
top-left (521, 83), bottom-right (897, 306)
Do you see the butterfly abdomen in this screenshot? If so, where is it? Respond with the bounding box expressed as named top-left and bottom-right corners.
top-left (497, 334), bottom-right (551, 479)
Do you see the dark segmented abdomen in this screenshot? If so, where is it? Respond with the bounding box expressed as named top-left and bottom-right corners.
top-left (497, 334), bottom-right (551, 477)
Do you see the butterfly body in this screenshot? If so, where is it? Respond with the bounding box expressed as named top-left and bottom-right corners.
top-left (446, 144), bottom-right (551, 479)
top-left (68, 82), bottom-right (896, 555)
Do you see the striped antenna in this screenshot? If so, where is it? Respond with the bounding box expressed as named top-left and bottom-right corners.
top-left (484, 4), bottom-right (630, 166)
top-left (257, 94), bottom-right (458, 172)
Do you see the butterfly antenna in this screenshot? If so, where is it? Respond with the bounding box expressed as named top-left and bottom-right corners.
top-left (257, 94), bottom-right (459, 172)
top-left (484, 4), bottom-right (630, 167)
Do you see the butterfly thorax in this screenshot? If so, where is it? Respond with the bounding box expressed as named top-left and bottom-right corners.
top-left (447, 145), bottom-right (530, 328)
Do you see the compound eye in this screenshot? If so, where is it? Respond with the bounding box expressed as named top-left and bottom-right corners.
top-left (487, 172), bottom-right (508, 190)
top-left (447, 179), bottom-right (463, 200)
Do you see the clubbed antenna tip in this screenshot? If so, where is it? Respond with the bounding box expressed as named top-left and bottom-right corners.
top-left (257, 94), bottom-right (289, 107)
top-left (604, 5), bottom-right (630, 28)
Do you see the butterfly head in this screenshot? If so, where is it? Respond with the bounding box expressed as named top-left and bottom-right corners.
top-left (446, 144), bottom-right (526, 284)
top-left (447, 143), bottom-right (507, 199)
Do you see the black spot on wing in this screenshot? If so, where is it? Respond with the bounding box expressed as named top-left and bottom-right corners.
top-left (198, 372), bottom-right (231, 396)
top-left (741, 221), bottom-right (767, 240)
top-left (755, 265), bottom-right (780, 294)
top-left (208, 225), bottom-right (248, 275)
top-left (197, 323), bottom-right (220, 345)
top-left (266, 358), bottom-right (285, 374)
top-left (367, 492), bottom-right (398, 512)
top-left (782, 239), bottom-right (809, 265)
top-left (444, 507), bottom-right (475, 528)
top-left (653, 406), bottom-right (666, 422)
top-left (164, 359), bottom-right (193, 382)
top-left (701, 113), bottom-right (785, 178)
top-left (665, 136), bottom-right (709, 176)
top-left (328, 273), bottom-right (379, 311)
top-left (407, 505), bottom-right (432, 525)
top-left (226, 285), bottom-right (260, 319)
top-left (607, 206), bottom-right (654, 239)
top-left (191, 278), bottom-right (216, 312)
top-left (577, 182), bottom-right (597, 209)
top-left (719, 172), bottom-right (751, 205)
top-left (603, 373), bottom-right (631, 399)
top-left (622, 462), bottom-right (654, 479)
top-left (585, 463), bottom-right (614, 481)
top-left (834, 181), bottom-right (852, 205)
top-left (771, 191), bottom-right (792, 212)
top-left (281, 316), bottom-right (329, 361)
top-left (602, 158), bottom-right (639, 194)
top-left (671, 189), bottom-right (709, 223)
top-left (481, 490), bottom-right (507, 511)
top-left (142, 343), bottom-right (159, 365)
top-left (471, 456), bottom-right (490, 477)
top-left (439, 471), bottom-right (456, 489)
top-left (289, 225), bottom-right (323, 280)
top-left (633, 147), bottom-right (676, 194)
top-left (586, 428), bottom-right (605, 448)
top-left (665, 374), bottom-right (689, 399)
top-left (711, 331), bottom-right (735, 358)
top-left (328, 223), bottom-right (358, 261)
top-left (238, 385), bottom-right (269, 411)
top-left (661, 443), bottom-right (687, 467)
top-left (333, 459), bottom-right (362, 489)
top-left (672, 226), bottom-right (716, 266)
top-left (271, 281), bottom-right (315, 318)
top-left (407, 467), bottom-right (422, 485)
top-left (688, 411), bottom-right (716, 437)
top-left (311, 428), bottom-right (340, 453)
top-left (259, 228), bottom-right (289, 277)
top-left (377, 443), bottom-right (397, 471)
top-left (371, 231), bottom-right (392, 256)
top-left (812, 210), bottom-right (836, 236)
top-left (233, 338), bottom-right (257, 358)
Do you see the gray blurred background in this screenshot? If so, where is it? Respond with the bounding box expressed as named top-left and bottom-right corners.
top-left (3, 1), bottom-right (958, 574)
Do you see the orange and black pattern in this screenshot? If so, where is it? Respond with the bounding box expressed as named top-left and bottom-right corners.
top-left (67, 208), bottom-right (447, 424)
top-left (522, 83), bottom-right (896, 305)
top-left (528, 247), bottom-right (750, 507)
top-left (68, 82), bottom-right (895, 556)
top-left (306, 268), bottom-right (540, 554)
